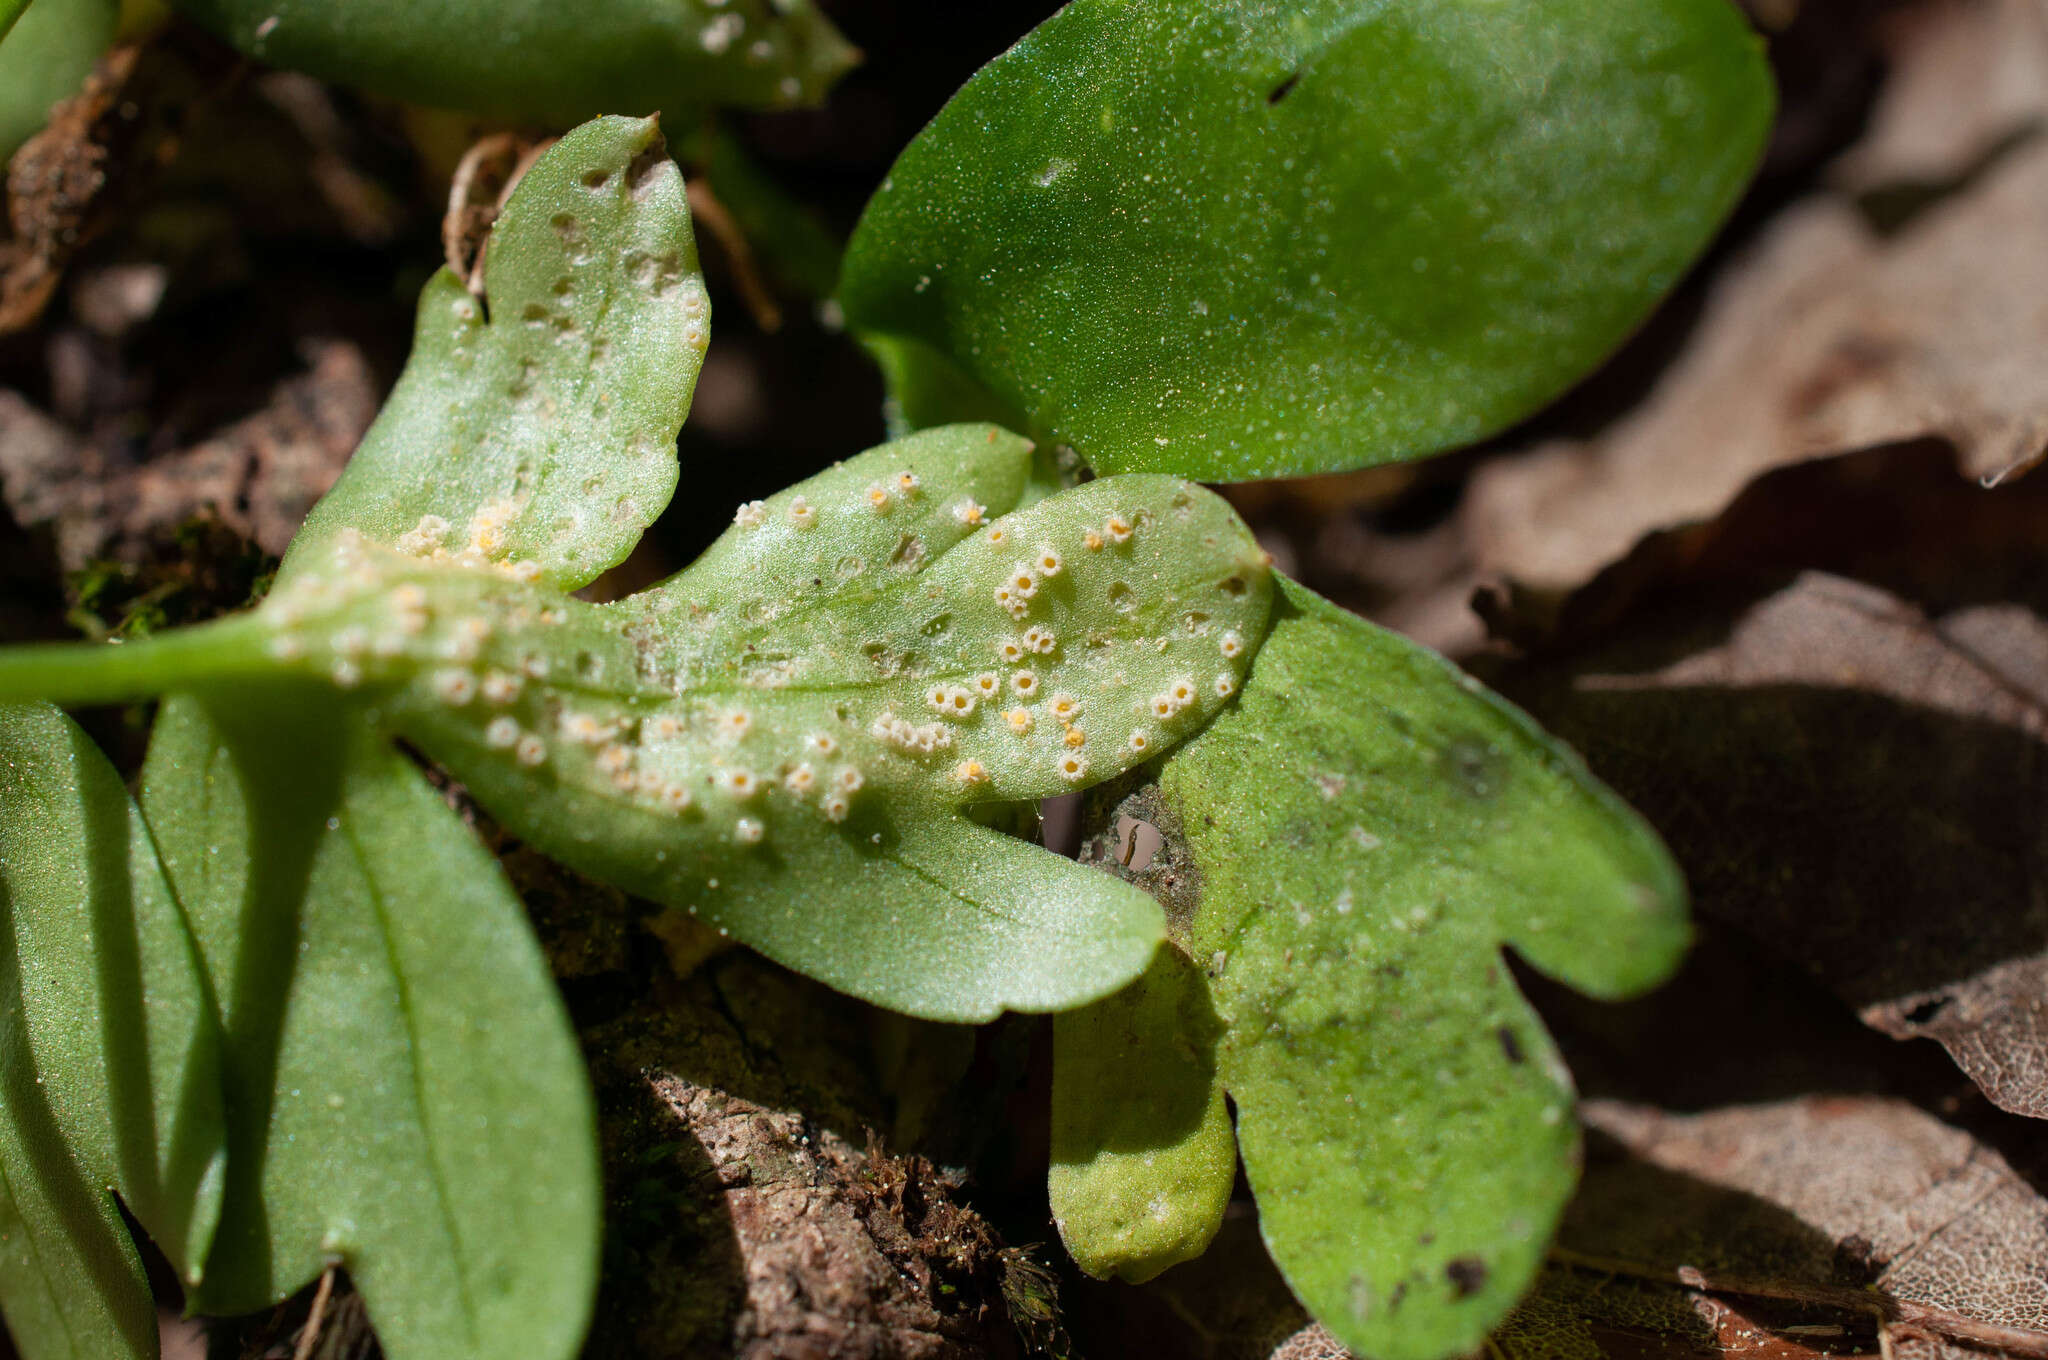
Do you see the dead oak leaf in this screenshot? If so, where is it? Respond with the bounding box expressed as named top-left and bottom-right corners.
top-left (1501, 571), bottom-right (2048, 1119)
top-left (1463, 0), bottom-right (2048, 593)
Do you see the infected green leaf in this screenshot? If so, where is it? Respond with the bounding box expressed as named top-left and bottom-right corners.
top-left (165, 0), bottom-right (857, 123)
top-left (140, 695), bottom-right (600, 1360)
top-left (0, 702), bottom-right (227, 1360)
top-left (289, 114), bottom-right (707, 593)
top-left (1060, 578), bottom-right (1687, 1357)
top-left (840, 0), bottom-right (1773, 480)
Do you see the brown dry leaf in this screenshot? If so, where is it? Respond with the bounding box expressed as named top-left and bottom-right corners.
top-left (1498, 568), bottom-right (2048, 1119)
top-left (0, 338), bottom-right (377, 568)
top-left (1508, 1096), bottom-right (2048, 1358)
top-left (1463, 0), bottom-right (2048, 594)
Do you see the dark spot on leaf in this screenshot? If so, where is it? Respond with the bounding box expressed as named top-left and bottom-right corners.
top-left (580, 168), bottom-right (612, 191)
top-left (523, 303), bottom-right (550, 323)
top-left (1267, 70), bottom-right (1302, 104)
top-left (1496, 1026), bottom-right (1525, 1065)
top-left (1439, 739), bottom-right (1505, 801)
top-left (551, 212), bottom-right (583, 245)
top-left (1219, 575), bottom-right (1247, 596)
top-left (1445, 1257), bottom-right (1487, 1298)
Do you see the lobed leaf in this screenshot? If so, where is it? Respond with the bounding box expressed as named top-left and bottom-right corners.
top-left (0, 702), bottom-right (227, 1360)
top-left (288, 114), bottom-right (707, 593)
top-left (246, 428), bottom-right (1273, 1019)
top-left (165, 0), bottom-right (857, 123)
top-left (1057, 578), bottom-right (1687, 1358)
top-left (840, 0), bottom-right (1774, 481)
top-left (140, 695), bottom-right (600, 1360)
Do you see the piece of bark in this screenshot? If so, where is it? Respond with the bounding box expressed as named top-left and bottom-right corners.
top-left (1463, 0), bottom-right (2048, 594)
top-left (0, 338), bottom-right (375, 569)
top-left (1498, 570), bottom-right (2048, 1119)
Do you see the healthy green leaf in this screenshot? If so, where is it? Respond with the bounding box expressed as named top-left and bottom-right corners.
top-left (1049, 944), bottom-right (1233, 1283)
top-left (288, 114), bottom-right (708, 593)
top-left (0, 0), bottom-right (115, 163)
top-left (140, 694), bottom-right (599, 1360)
top-left (1060, 578), bottom-right (1687, 1358)
top-left (839, 0), bottom-right (1774, 481)
top-left (0, 702), bottom-right (227, 1360)
top-left (165, 0), bottom-right (857, 123)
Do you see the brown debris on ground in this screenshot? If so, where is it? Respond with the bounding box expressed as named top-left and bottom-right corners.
top-left (0, 338), bottom-right (376, 570)
top-left (2, 30), bottom-right (238, 334)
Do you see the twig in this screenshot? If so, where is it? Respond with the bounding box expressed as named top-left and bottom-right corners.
top-left (1548, 1246), bottom-right (2048, 1357)
top-left (291, 1265), bottom-right (336, 1360)
top-left (686, 178), bottom-right (783, 333)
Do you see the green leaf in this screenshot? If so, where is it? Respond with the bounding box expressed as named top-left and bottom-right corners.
top-left (140, 695), bottom-right (599, 1360)
top-left (0, 0), bottom-right (31, 45)
top-left (165, 0), bottom-right (856, 122)
top-left (1050, 944), bottom-right (1233, 1283)
top-left (288, 114), bottom-right (707, 593)
top-left (269, 431), bottom-right (1271, 1020)
top-left (0, 702), bottom-right (227, 1360)
top-left (1079, 578), bottom-right (1687, 1357)
top-left (0, 431), bottom-right (1272, 1020)
top-left (840, 0), bottom-right (1773, 481)
top-left (0, 0), bottom-right (116, 163)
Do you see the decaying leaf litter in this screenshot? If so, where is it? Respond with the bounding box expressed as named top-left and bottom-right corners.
top-left (2, 1), bottom-right (2047, 1358)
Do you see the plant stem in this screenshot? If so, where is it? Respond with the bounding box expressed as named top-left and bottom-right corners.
top-left (0, 615), bottom-right (278, 708)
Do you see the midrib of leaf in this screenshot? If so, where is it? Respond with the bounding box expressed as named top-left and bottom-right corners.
top-left (886, 831), bottom-right (1042, 926)
top-left (343, 819), bottom-right (481, 1348)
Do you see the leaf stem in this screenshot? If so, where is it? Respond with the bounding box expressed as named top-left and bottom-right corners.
top-left (0, 615), bottom-right (277, 708)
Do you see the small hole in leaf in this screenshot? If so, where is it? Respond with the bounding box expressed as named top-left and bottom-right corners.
top-left (552, 277), bottom-right (573, 297)
top-left (1219, 576), bottom-right (1247, 597)
top-left (575, 651), bottom-right (598, 677)
top-left (1107, 582), bottom-right (1135, 612)
top-left (835, 555), bottom-right (866, 582)
top-left (921, 613), bottom-right (951, 638)
top-left (1115, 816), bottom-right (1163, 871)
top-left (551, 212), bottom-right (583, 245)
top-left (1267, 70), bottom-right (1302, 104)
top-left (581, 168), bottom-right (612, 190)
top-left (522, 303), bottom-right (549, 323)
